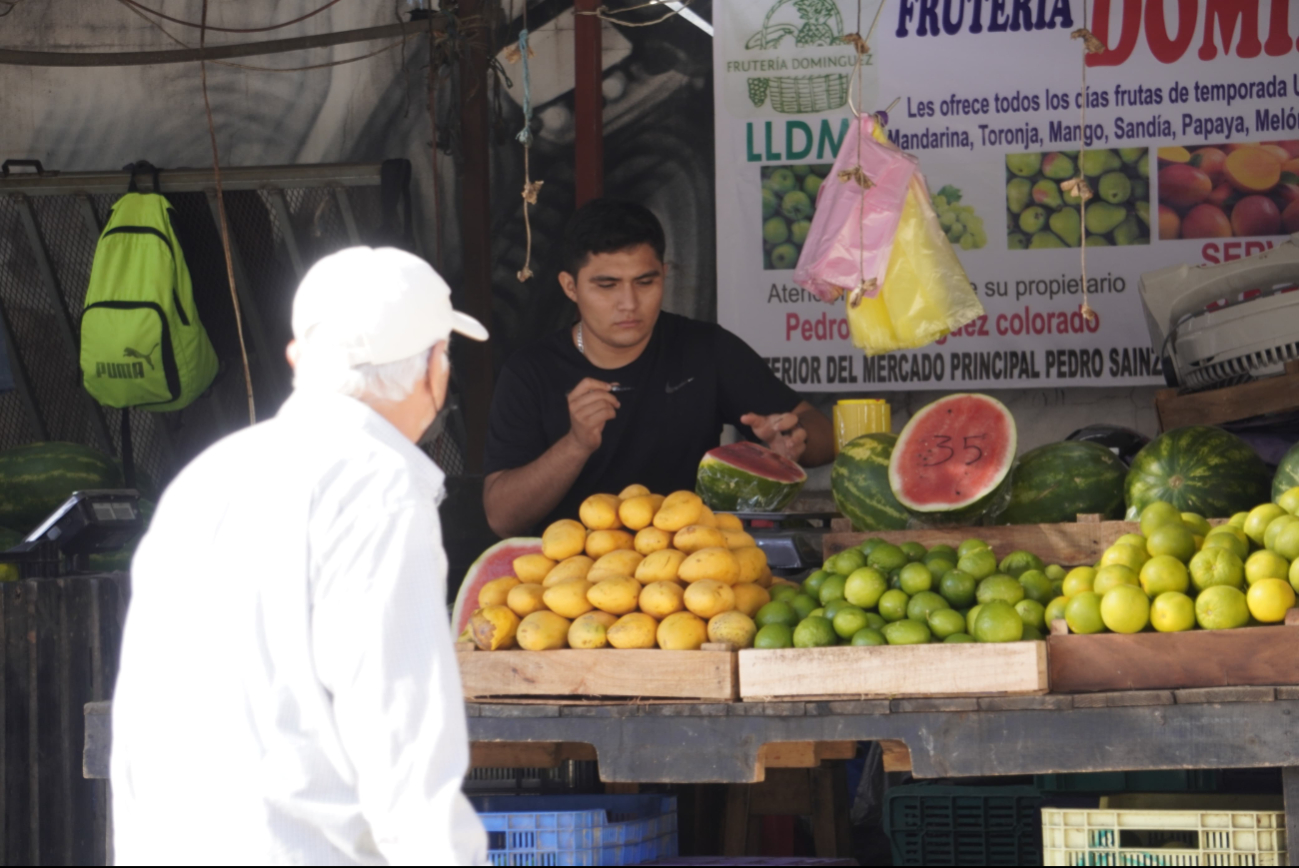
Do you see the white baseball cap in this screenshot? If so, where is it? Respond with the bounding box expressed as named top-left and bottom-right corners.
top-left (292, 246), bottom-right (488, 366)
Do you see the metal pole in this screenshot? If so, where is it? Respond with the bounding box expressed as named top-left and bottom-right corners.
top-left (574, 0), bottom-right (604, 205)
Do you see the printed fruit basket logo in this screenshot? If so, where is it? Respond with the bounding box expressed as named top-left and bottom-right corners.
top-left (745, 0), bottom-right (857, 114)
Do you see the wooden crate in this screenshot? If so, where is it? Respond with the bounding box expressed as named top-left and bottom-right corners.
top-left (457, 644), bottom-right (738, 702)
top-left (738, 641), bottom-right (1048, 701)
top-left (1048, 609), bottom-right (1299, 693)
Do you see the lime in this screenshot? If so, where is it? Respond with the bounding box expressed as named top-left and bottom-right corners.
top-left (771, 585), bottom-right (800, 603)
top-left (1194, 585), bottom-right (1250, 629)
top-left (1147, 524), bottom-right (1196, 562)
top-left (1277, 486), bottom-right (1299, 516)
top-left (793, 616), bottom-right (838, 647)
top-left (1272, 521), bottom-right (1299, 562)
top-left (808, 607), bottom-right (826, 619)
top-left (878, 589), bottom-right (910, 622)
top-left (844, 567), bottom-right (888, 609)
top-left (976, 575), bottom-right (1026, 606)
top-left (1101, 544), bottom-right (1148, 571)
top-left (1115, 533), bottom-right (1148, 550)
top-left (899, 562), bottom-right (934, 595)
top-left (965, 604), bottom-right (983, 634)
top-left (1044, 595), bottom-right (1069, 626)
top-left (850, 627), bottom-right (886, 646)
top-left (1190, 547), bottom-right (1246, 591)
top-left (864, 611), bottom-right (887, 630)
top-left (1244, 503), bottom-right (1287, 545)
top-left (818, 574), bottom-right (848, 606)
top-left (867, 543), bottom-right (908, 572)
top-left (943, 632), bottom-right (976, 643)
top-left (1139, 501), bottom-right (1183, 537)
top-left (789, 593), bottom-right (819, 620)
top-left (1139, 555), bottom-right (1189, 596)
top-left (1246, 578), bottom-right (1296, 622)
top-left (802, 570), bottom-right (830, 599)
top-left (827, 548), bottom-right (867, 577)
top-left (755, 601), bottom-right (799, 629)
top-left (999, 550), bottom-right (1045, 578)
top-left (939, 570), bottom-right (977, 607)
top-left (754, 623), bottom-right (794, 648)
top-left (1229, 511), bottom-right (1250, 530)
top-left (928, 544), bottom-right (957, 558)
top-left (888, 570), bottom-right (903, 590)
top-left (925, 558), bottom-right (956, 581)
top-left (1203, 528), bottom-right (1248, 560)
top-left (900, 541), bottom-right (928, 562)
top-left (1018, 570), bottom-right (1054, 604)
top-left (1062, 567), bottom-right (1097, 597)
top-left (927, 608), bottom-right (967, 639)
top-left (958, 549), bottom-right (999, 581)
top-left (1093, 564), bottom-right (1139, 596)
top-left (973, 601), bottom-right (1024, 643)
top-left (1150, 591), bottom-right (1195, 632)
top-left (1045, 564), bottom-right (1067, 582)
top-left (1021, 624), bottom-right (1044, 642)
top-left (957, 538), bottom-right (992, 557)
top-left (1014, 598), bottom-right (1047, 631)
top-left (1291, 557), bottom-right (1299, 593)
top-left (858, 537), bottom-right (888, 557)
top-left (832, 606), bottom-right (870, 639)
top-left (1264, 515), bottom-right (1299, 552)
top-left (1100, 585), bottom-right (1150, 633)
top-left (907, 591), bottom-right (950, 622)
top-left (1245, 550), bottom-right (1289, 586)
top-left (823, 599), bottom-right (853, 620)
top-left (882, 618), bottom-right (932, 645)
top-left (1065, 592), bottom-right (1105, 634)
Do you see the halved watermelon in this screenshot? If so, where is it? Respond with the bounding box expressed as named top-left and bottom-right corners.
top-left (697, 441), bottom-right (807, 512)
top-left (889, 393), bottom-right (1017, 525)
top-left (451, 537), bottom-right (542, 635)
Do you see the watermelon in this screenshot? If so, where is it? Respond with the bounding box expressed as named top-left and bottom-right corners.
top-left (451, 537), bottom-right (542, 635)
top-left (831, 433), bottom-right (908, 531)
top-left (888, 393), bottom-right (1017, 526)
top-left (1124, 425), bottom-right (1271, 519)
top-left (1274, 442), bottom-right (1299, 502)
top-left (696, 441), bottom-right (807, 512)
top-left (0, 528), bottom-right (21, 582)
top-left (995, 441), bottom-right (1126, 525)
top-left (0, 442), bottom-right (122, 533)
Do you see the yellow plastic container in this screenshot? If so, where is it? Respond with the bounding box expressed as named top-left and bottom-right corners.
top-left (833, 399), bottom-right (891, 454)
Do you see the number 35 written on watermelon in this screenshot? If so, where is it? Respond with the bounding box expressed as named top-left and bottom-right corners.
top-left (918, 434), bottom-right (987, 468)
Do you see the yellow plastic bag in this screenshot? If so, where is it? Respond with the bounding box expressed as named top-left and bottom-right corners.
top-left (847, 124), bottom-right (984, 355)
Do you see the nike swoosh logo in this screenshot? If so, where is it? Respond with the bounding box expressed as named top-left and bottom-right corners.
top-left (665, 378), bottom-right (695, 394)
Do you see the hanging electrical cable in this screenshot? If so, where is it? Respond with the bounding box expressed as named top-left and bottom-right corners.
top-left (576, 0), bottom-right (693, 28)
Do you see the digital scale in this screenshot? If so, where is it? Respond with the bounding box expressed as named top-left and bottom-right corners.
top-left (0, 490), bottom-right (146, 578)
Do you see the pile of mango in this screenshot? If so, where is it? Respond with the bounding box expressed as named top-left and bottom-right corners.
top-left (467, 485), bottom-right (778, 652)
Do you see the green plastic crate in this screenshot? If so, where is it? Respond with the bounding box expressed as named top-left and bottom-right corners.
top-left (1035, 771), bottom-right (1217, 794)
top-left (884, 784), bottom-right (1043, 866)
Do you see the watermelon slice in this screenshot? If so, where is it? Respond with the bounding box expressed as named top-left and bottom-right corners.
top-left (451, 537), bottom-right (542, 635)
top-left (697, 441), bottom-right (807, 512)
top-left (889, 393), bottom-right (1017, 525)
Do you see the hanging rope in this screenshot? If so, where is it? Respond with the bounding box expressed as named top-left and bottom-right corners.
top-left (512, 18), bottom-right (542, 282)
top-left (840, 0), bottom-right (888, 308)
top-left (1069, 6), bottom-right (1106, 325)
top-left (576, 0), bottom-right (692, 27)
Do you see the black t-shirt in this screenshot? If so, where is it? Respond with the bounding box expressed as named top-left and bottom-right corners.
top-left (484, 312), bottom-right (801, 532)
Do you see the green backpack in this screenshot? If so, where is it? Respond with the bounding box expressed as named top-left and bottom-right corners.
top-left (81, 170), bottom-right (217, 411)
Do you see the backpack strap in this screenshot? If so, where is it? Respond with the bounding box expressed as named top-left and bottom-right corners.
top-left (124, 160), bottom-right (162, 194)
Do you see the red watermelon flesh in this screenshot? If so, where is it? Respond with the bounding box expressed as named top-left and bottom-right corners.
top-left (889, 394), bottom-right (1017, 520)
top-left (451, 537), bottom-right (542, 635)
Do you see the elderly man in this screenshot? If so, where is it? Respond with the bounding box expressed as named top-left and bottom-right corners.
top-left (111, 248), bottom-right (489, 865)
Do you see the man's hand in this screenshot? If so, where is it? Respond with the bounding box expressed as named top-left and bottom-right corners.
top-left (567, 378), bottom-right (620, 453)
top-left (740, 411), bottom-right (808, 463)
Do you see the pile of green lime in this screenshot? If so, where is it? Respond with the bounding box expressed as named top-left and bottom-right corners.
top-left (761, 164), bottom-right (832, 271)
top-left (752, 537), bottom-right (1070, 649)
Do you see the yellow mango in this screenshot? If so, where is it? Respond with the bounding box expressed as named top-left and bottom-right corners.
top-left (543, 555), bottom-right (594, 587)
top-left (708, 611), bottom-right (757, 649)
top-left (588, 549), bottom-right (644, 582)
top-left (715, 513), bottom-right (745, 532)
top-left (568, 611), bottom-right (617, 649)
top-left (634, 527), bottom-right (674, 555)
top-left (657, 611), bottom-right (707, 650)
top-left (652, 491), bottom-right (704, 532)
top-left (618, 483), bottom-right (651, 499)
top-left (586, 576), bottom-right (643, 615)
top-left (618, 494), bottom-right (662, 531)
top-left (639, 580), bottom-right (686, 619)
top-left (683, 579), bottom-right (736, 619)
top-left (542, 519), bottom-right (587, 560)
top-left (469, 605), bottom-right (520, 651)
top-left (678, 547), bottom-right (741, 585)
top-left (513, 553), bottom-right (556, 584)
top-left (635, 548), bottom-right (688, 584)
top-left (506, 583), bottom-right (549, 618)
top-left (732, 546), bottom-right (768, 584)
top-left (579, 493), bottom-right (623, 531)
top-left (607, 612), bottom-right (659, 649)
top-left (696, 505), bottom-right (718, 528)
top-left (478, 576), bottom-right (520, 608)
top-left (732, 583), bottom-right (771, 617)
top-left (542, 579), bottom-right (595, 619)
top-left (516, 611), bottom-right (570, 650)
top-left (586, 529), bottom-right (635, 559)
top-left (673, 525), bottom-right (729, 554)
top-left (756, 567), bottom-right (774, 588)
top-left (721, 529), bottom-right (757, 550)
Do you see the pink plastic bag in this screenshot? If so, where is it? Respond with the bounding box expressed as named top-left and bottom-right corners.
top-left (793, 114), bottom-right (917, 304)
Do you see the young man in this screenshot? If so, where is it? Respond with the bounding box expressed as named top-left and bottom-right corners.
top-left (112, 248), bottom-right (489, 864)
top-left (483, 199), bottom-right (833, 538)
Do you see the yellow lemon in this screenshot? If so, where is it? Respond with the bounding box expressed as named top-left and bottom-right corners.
top-left (1138, 501), bottom-right (1183, 538)
top-left (1149, 591), bottom-right (1195, 632)
top-left (1061, 566), bottom-right (1097, 597)
top-left (606, 612), bottom-right (658, 649)
top-left (1139, 555), bottom-right (1189, 596)
top-left (1245, 550), bottom-right (1290, 586)
top-left (1100, 544), bottom-right (1148, 571)
top-left (1100, 585), bottom-right (1150, 634)
top-left (1244, 503), bottom-right (1287, 545)
top-left (1245, 578), bottom-right (1295, 623)
top-left (639, 580), bottom-right (686, 619)
top-left (1093, 564), bottom-right (1139, 597)
top-left (1146, 524), bottom-right (1196, 562)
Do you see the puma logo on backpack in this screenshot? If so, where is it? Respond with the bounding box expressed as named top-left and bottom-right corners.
top-left (80, 164), bottom-right (217, 411)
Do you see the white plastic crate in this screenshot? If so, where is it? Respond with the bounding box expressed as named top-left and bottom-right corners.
top-left (1042, 795), bottom-right (1287, 866)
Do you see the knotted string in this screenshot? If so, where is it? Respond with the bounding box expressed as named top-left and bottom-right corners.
top-left (514, 27), bottom-right (542, 282)
top-left (1071, 9), bottom-right (1106, 324)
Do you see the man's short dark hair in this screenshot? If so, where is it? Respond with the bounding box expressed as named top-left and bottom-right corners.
top-left (560, 199), bottom-right (666, 277)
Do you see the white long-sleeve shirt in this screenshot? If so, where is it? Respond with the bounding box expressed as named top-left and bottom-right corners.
top-left (111, 390), bottom-right (488, 866)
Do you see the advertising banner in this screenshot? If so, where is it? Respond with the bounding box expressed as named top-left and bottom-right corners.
top-left (713, 0), bottom-right (1299, 390)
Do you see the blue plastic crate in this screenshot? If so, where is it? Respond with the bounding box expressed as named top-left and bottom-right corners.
top-left (471, 794), bottom-right (678, 866)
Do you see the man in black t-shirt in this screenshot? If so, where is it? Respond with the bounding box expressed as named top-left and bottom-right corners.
top-left (482, 200), bottom-right (834, 537)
